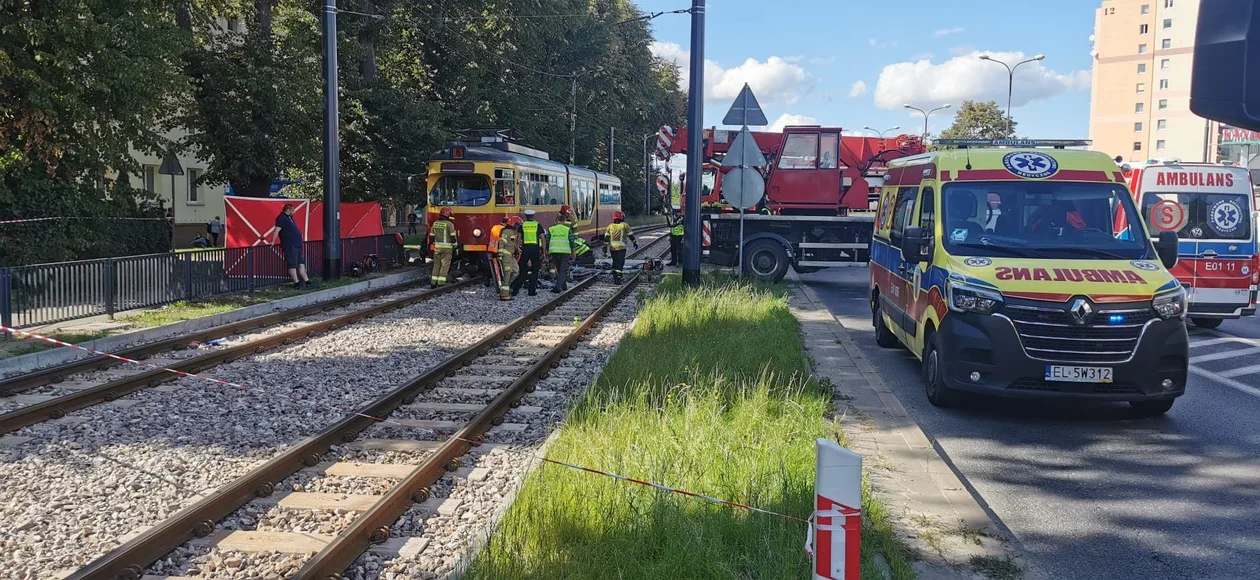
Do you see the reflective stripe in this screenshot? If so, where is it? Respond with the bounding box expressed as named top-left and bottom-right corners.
top-left (434, 242), bottom-right (456, 249)
top-left (522, 221), bottom-right (540, 245)
top-left (548, 224), bottom-right (572, 253)
top-left (575, 239), bottom-right (591, 256)
top-left (608, 222), bottom-right (629, 250)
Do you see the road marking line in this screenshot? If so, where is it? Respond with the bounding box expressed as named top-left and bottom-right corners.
top-left (1202, 328), bottom-right (1260, 348)
top-left (1188, 337), bottom-right (1242, 349)
top-left (1215, 363), bottom-right (1260, 378)
top-left (1190, 366), bottom-right (1260, 399)
top-left (1189, 346), bottom-right (1260, 364)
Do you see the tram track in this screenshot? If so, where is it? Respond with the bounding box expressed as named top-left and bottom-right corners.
top-left (64, 232), bottom-right (670, 580)
top-left (0, 277), bottom-right (479, 436)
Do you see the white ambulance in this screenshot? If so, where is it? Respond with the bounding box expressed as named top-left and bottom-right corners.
top-left (1124, 159), bottom-right (1259, 328)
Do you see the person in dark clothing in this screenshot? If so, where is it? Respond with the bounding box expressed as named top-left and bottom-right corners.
top-left (208, 216), bottom-right (223, 246)
top-left (406, 211), bottom-right (418, 235)
top-left (268, 204), bottom-right (310, 289)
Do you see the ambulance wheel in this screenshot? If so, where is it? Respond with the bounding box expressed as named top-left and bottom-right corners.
top-left (743, 240), bottom-right (789, 283)
top-left (923, 333), bottom-right (959, 407)
top-left (1191, 317), bottom-right (1223, 329)
top-left (1129, 398), bottom-right (1175, 417)
top-left (872, 294), bottom-right (899, 348)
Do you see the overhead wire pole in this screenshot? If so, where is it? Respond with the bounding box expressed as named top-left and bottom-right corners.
top-left (321, 0), bottom-right (342, 280)
top-left (682, 0), bottom-right (705, 286)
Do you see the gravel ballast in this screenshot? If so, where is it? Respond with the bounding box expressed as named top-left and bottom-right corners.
top-left (0, 285), bottom-right (555, 577)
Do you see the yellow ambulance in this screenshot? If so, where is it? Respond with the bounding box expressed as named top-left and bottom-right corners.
top-left (869, 139), bottom-right (1188, 416)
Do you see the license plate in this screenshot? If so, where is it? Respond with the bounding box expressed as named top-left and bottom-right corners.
top-left (1045, 365), bottom-right (1113, 383)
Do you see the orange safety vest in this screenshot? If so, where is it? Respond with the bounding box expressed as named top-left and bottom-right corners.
top-left (488, 223), bottom-right (505, 253)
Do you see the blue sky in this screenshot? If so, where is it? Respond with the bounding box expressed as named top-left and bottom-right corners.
top-left (640, 0), bottom-right (1102, 139)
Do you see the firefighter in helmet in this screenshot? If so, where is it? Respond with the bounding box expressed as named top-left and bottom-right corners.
top-left (560, 204), bottom-right (578, 229)
top-left (487, 216), bottom-right (508, 296)
top-left (602, 210), bottom-right (638, 283)
top-left (429, 207), bottom-right (458, 287)
top-left (497, 216), bottom-right (523, 300)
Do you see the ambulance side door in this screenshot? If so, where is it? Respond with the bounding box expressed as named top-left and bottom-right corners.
top-left (887, 187), bottom-right (920, 341)
top-left (904, 185), bottom-right (937, 353)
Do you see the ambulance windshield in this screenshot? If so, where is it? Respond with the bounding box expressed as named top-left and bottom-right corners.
top-left (941, 181), bottom-right (1154, 259)
top-left (1139, 192), bottom-right (1252, 241)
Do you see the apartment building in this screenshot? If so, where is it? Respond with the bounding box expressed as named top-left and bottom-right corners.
top-left (128, 127), bottom-right (226, 248)
top-left (1088, 0), bottom-right (1221, 163)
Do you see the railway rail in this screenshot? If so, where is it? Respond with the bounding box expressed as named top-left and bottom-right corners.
top-left (65, 232), bottom-right (669, 580)
top-left (0, 225), bottom-right (666, 437)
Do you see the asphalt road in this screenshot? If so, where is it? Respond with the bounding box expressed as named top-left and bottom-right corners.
top-left (800, 267), bottom-right (1260, 580)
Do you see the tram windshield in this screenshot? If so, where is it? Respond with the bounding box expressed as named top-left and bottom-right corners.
top-left (429, 175), bottom-right (491, 207)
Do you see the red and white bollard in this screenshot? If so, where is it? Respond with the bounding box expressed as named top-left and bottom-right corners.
top-left (807, 438), bottom-right (862, 579)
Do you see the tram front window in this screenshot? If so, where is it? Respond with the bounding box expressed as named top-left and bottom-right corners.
top-left (429, 175), bottom-right (491, 207)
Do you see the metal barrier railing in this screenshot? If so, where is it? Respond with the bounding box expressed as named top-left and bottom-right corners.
top-left (0, 235), bottom-right (404, 329)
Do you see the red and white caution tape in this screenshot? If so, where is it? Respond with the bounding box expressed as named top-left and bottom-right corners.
top-left (2, 326), bottom-right (810, 526)
top-left (0, 216), bottom-right (166, 225)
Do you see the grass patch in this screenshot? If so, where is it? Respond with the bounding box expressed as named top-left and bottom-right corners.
top-left (969, 555), bottom-right (1021, 580)
top-left (465, 274), bottom-right (914, 579)
top-left (2, 331), bottom-right (109, 358)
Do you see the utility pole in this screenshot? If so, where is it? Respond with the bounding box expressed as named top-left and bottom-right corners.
top-left (608, 127), bottom-right (615, 173)
top-left (321, 0), bottom-right (342, 279)
top-left (683, 0), bottom-right (705, 286)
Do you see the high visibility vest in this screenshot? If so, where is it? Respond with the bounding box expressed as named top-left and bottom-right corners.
top-left (607, 222), bottom-right (630, 250)
top-left (574, 237), bottom-right (591, 257)
top-left (431, 220), bottom-right (457, 249)
top-left (548, 224), bottom-right (572, 254)
top-left (671, 222), bottom-right (684, 236)
top-left (488, 223), bottom-right (505, 253)
top-left (522, 221), bottom-right (541, 246)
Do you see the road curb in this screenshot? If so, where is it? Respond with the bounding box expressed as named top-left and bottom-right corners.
top-left (788, 275), bottom-right (1043, 579)
top-left (0, 269), bottom-right (427, 377)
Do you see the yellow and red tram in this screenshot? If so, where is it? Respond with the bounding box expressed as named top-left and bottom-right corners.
top-left (425, 139), bottom-right (622, 254)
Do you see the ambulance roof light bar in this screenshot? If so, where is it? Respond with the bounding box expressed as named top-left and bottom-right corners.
top-left (934, 138), bottom-right (1092, 149)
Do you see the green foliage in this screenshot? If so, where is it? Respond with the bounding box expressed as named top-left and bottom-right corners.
top-left (0, 0), bottom-right (186, 265)
top-left (1, 0), bottom-right (687, 265)
top-left (938, 100), bottom-right (1017, 142)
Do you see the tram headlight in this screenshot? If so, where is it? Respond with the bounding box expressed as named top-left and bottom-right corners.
top-left (472, 228), bottom-right (483, 238)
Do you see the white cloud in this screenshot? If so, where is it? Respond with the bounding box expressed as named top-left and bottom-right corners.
top-left (868, 38), bottom-right (898, 49)
top-left (768, 113), bottom-right (818, 132)
top-left (933, 26), bottom-right (965, 38)
top-left (848, 80), bottom-right (868, 98)
top-left (909, 52), bottom-right (934, 61)
top-left (873, 50), bottom-right (1090, 110)
top-left (650, 41), bottom-right (812, 105)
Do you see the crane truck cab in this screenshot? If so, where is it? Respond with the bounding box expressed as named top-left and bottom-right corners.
top-left (870, 139), bottom-right (1188, 417)
top-left (1123, 159), bottom-right (1258, 329)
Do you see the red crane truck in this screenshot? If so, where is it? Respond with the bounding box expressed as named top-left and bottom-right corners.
top-left (668, 125), bottom-right (924, 281)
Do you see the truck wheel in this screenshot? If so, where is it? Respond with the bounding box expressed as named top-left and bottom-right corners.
top-left (1191, 317), bottom-right (1223, 329)
top-left (872, 295), bottom-right (899, 348)
top-left (923, 333), bottom-right (959, 407)
top-left (1129, 398), bottom-right (1175, 417)
top-left (743, 240), bottom-right (789, 282)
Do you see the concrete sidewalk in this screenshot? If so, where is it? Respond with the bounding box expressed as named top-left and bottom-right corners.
top-left (790, 279), bottom-right (1041, 580)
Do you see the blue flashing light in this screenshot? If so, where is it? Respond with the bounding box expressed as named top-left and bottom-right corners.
top-left (1108, 314), bottom-right (1126, 324)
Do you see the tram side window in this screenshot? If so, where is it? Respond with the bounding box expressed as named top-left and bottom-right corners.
top-left (549, 175), bottom-right (565, 205)
top-left (494, 169), bottom-right (516, 206)
top-left (429, 175), bottom-right (491, 207)
top-left (578, 181), bottom-right (595, 219)
top-left (521, 173), bottom-right (545, 206)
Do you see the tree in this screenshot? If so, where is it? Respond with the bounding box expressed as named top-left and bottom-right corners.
top-left (0, 0), bottom-right (185, 265)
top-left (938, 100), bottom-right (1017, 141)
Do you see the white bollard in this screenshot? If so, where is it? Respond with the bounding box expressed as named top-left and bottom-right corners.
top-left (807, 437), bottom-right (862, 579)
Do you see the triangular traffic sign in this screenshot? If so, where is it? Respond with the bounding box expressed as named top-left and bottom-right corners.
top-left (721, 127), bottom-right (768, 168)
top-left (722, 84), bottom-right (769, 127)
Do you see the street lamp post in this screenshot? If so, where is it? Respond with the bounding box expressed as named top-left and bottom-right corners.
top-left (902, 104), bottom-right (952, 143)
top-left (569, 66), bottom-right (604, 165)
top-left (978, 54), bottom-right (1045, 136)
top-left (642, 133), bottom-right (656, 215)
top-left (862, 125), bottom-right (901, 151)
